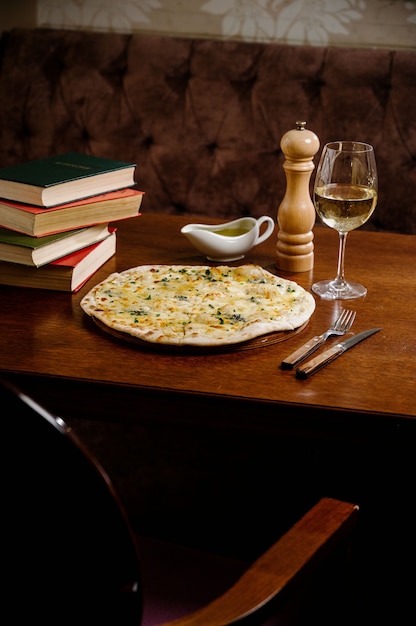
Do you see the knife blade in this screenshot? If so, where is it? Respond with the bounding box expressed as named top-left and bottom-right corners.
top-left (295, 328), bottom-right (382, 379)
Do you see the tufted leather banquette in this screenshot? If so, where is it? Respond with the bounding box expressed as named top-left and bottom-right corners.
top-left (0, 28), bottom-right (415, 234)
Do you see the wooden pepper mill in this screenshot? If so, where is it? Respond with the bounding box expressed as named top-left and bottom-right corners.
top-left (276, 121), bottom-right (320, 272)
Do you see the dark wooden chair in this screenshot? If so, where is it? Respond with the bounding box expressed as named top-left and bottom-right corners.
top-left (3, 377), bottom-right (358, 624)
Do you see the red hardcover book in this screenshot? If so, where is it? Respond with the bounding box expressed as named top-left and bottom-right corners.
top-left (0, 229), bottom-right (116, 292)
top-left (0, 187), bottom-right (143, 237)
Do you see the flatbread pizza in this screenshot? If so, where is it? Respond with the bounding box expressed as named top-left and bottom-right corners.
top-left (80, 264), bottom-right (315, 347)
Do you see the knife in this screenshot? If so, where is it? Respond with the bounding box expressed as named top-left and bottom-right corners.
top-left (281, 334), bottom-right (331, 369)
top-left (295, 328), bottom-right (382, 379)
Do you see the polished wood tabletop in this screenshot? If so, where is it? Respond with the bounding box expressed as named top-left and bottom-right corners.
top-left (1, 213), bottom-right (414, 423)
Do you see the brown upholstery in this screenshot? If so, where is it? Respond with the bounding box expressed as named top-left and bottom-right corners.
top-left (0, 27), bottom-right (415, 234)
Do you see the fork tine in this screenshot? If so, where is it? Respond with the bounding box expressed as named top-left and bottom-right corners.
top-left (341, 309), bottom-right (356, 331)
top-left (346, 309), bottom-right (356, 329)
top-left (333, 308), bottom-right (348, 329)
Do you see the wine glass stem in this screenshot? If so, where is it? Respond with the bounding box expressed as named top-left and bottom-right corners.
top-left (334, 232), bottom-right (349, 291)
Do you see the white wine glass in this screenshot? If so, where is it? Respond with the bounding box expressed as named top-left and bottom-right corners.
top-left (312, 141), bottom-right (378, 300)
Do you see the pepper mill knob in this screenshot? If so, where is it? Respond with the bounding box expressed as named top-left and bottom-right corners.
top-left (276, 121), bottom-right (320, 272)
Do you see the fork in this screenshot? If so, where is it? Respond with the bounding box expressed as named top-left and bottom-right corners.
top-left (280, 308), bottom-right (356, 370)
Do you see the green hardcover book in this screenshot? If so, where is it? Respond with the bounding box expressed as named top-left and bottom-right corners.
top-left (0, 229), bottom-right (116, 292)
top-left (0, 152), bottom-right (136, 208)
top-left (0, 223), bottom-right (113, 267)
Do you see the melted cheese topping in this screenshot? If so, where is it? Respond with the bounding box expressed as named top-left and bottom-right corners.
top-left (81, 264), bottom-right (315, 345)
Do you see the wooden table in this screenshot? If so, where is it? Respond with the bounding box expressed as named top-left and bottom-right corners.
top-left (1, 213), bottom-right (414, 420)
top-left (1, 214), bottom-right (415, 620)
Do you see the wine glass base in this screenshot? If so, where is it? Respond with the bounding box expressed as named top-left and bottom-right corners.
top-left (312, 280), bottom-right (367, 300)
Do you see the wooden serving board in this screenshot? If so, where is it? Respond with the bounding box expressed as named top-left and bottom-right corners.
top-left (90, 317), bottom-right (309, 354)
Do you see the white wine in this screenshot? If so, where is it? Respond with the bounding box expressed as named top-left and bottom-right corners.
top-left (314, 183), bottom-right (377, 232)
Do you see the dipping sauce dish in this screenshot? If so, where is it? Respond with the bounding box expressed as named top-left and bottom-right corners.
top-left (181, 216), bottom-right (275, 261)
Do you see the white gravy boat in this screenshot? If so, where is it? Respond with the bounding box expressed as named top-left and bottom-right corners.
top-left (181, 216), bottom-right (275, 261)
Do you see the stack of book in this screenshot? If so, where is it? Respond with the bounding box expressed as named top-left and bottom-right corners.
top-left (0, 152), bottom-right (144, 292)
